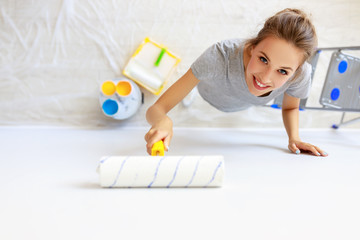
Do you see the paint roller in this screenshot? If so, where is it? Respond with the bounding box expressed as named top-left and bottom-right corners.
top-left (124, 48), bottom-right (166, 93)
top-left (97, 141), bottom-right (225, 188)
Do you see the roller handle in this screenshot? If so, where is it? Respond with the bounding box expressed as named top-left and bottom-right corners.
top-left (151, 140), bottom-right (165, 156)
top-left (154, 48), bottom-right (166, 67)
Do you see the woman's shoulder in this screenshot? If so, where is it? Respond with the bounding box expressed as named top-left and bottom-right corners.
top-left (289, 61), bottom-right (312, 87)
top-left (298, 61), bottom-right (312, 80)
top-left (302, 61), bottom-right (312, 73)
top-left (215, 38), bottom-right (245, 50)
top-left (210, 38), bottom-right (245, 59)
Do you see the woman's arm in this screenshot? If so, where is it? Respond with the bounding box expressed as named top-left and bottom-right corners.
top-left (282, 93), bottom-right (327, 156)
top-left (145, 68), bottom-right (200, 155)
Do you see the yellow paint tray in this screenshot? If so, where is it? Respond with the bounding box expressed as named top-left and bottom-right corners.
top-left (122, 37), bottom-right (181, 95)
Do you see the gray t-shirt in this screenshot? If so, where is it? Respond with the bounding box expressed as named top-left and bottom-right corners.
top-left (191, 39), bottom-right (312, 112)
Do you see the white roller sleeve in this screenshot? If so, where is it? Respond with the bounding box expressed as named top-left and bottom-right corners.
top-left (97, 155), bottom-right (224, 188)
top-left (125, 60), bottom-right (163, 91)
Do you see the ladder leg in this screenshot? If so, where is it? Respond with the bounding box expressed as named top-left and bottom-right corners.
top-left (332, 113), bottom-right (360, 129)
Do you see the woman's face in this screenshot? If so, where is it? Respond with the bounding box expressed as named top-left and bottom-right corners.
top-left (244, 36), bottom-right (303, 96)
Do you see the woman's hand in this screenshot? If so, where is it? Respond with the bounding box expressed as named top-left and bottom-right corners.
top-left (144, 69), bottom-right (200, 155)
top-left (288, 139), bottom-right (328, 157)
top-left (144, 116), bottom-right (173, 155)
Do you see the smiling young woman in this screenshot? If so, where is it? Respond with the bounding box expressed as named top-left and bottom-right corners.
top-left (144, 8), bottom-right (328, 157)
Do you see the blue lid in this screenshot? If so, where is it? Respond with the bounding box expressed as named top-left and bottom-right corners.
top-left (338, 60), bottom-right (347, 74)
top-left (102, 99), bottom-right (118, 115)
top-left (270, 104), bottom-right (281, 109)
top-left (330, 88), bottom-right (340, 101)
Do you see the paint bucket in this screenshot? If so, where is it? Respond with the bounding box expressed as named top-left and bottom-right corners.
top-left (99, 78), bottom-right (142, 120)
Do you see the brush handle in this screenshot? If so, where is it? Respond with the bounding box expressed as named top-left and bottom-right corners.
top-left (151, 140), bottom-right (165, 156)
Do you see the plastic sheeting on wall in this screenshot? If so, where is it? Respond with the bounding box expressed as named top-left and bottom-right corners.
top-left (1, 0), bottom-right (359, 128)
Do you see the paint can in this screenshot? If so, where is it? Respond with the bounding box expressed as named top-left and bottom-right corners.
top-left (99, 78), bottom-right (142, 120)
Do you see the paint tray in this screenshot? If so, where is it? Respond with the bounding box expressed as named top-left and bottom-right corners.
top-left (123, 37), bottom-right (181, 95)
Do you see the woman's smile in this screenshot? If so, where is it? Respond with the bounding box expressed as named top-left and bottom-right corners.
top-left (253, 75), bottom-right (270, 90)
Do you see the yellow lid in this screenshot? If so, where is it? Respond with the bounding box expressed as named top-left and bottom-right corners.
top-left (116, 80), bottom-right (132, 97)
top-left (101, 81), bottom-right (116, 96)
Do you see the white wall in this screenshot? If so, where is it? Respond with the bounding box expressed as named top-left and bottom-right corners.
top-left (1, 0), bottom-right (360, 128)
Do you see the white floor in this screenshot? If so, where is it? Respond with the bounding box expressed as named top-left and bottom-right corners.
top-left (1, 127), bottom-right (359, 240)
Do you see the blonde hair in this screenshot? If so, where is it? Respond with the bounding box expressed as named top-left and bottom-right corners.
top-left (245, 8), bottom-right (318, 64)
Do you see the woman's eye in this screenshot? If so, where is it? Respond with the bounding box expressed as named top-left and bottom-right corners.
top-left (279, 69), bottom-right (288, 75)
top-left (260, 56), bottom-right (268, 63)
